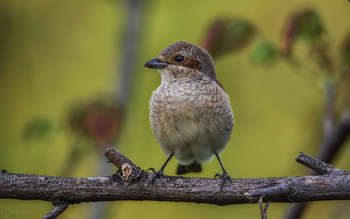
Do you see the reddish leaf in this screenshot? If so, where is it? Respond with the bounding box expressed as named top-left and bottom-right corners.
top-left (201, 18), bottom-right (256, 58)
top-left (282, 9), bottom-right (325, 57)
top-left (68, 98), bottom-right (123, 147)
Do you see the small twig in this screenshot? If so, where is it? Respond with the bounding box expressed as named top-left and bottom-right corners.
top-left (104, 148), bottom-right (141, 180)
top-left (104, 148), bottom-right (137, 170)
top-left (264, 202), bottom-right (271, 216)
top-left (296, 152), bottom-right (349, 175)
top-left (42, 202), bottom-right (69, 219)
top-left (259, 196), bottom-right (265, 219)
top-left (259, 196), bottom-right (270, 219)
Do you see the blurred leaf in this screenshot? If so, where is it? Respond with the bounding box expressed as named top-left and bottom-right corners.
top-left (298, 10), bottom-right (324, 40)
top-left (201, 18), bottom-right (256, 58)
top-left (282, 9), bottom-right (325, 57)
top-left (68, 97), bottom-right (123, 147)
top-left (22, 118), bottom-right (54, 141)
top-left (250, 39), bottom-right (279, 67)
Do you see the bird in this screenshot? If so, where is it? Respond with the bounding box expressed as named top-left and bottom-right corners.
top-left (144, 41), bottom-right (234, 188)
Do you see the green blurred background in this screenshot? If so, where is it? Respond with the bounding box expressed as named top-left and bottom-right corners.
top-left (1, 0), bottom-right (350, 218)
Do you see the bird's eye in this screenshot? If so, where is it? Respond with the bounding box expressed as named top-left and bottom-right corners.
top-left (174, 55), bottom-right (185, 63)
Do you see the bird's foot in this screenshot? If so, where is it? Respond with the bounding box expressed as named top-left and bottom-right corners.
top-left (132, 170), bottom-right (148, 183)
top-left (214, 171), bottom-right (232, 191)
top-left (151, 170), bottom-right (164, 184)
top-left (146, 168), bottom-right (164, 184)
top-left (147, 167), bottom-right (156, 173)
top-left (146, 154), bottom-right (173, 185)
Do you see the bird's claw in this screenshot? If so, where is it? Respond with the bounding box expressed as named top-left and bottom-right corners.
top-left (147, 167), bottom-right (156, 173)
top-left (131, 170), bottom-right (148, 183)
top-left (214, 171), bottom-right (232, 191)
top-left (150, 170), bottom-right (164, 184)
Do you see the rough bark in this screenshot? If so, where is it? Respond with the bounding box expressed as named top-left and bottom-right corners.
top-left (0, 148), bottom-right (349, 218)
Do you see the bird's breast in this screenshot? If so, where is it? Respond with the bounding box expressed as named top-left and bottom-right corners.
top-left (149, 80), bottom-right (233, 149)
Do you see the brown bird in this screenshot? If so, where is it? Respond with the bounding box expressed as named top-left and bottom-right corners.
top-left (144, 41), bottom-right (234, 188)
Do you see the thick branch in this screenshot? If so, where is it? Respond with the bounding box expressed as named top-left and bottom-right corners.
top-left (1, 149), bottom-right (350, 206)
top-left (1, 171), bottom-right (350, 205)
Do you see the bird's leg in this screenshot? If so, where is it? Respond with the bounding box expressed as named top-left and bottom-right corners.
top-left (148, 153), bottom-right (174, 183)
top-left (214, 152), bottom-right (232, 191)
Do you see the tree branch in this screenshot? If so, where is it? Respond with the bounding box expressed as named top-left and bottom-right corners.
top-left (296, 152), bottom-right (349, 175)
top-left (1, 149), bottom-right (350, 218)
top-left (317, 110), bottom-right (350, 163)
top-left (42, 202), bottom-right (69, 219)
top-left (285, 111), bottom-right (350, 219)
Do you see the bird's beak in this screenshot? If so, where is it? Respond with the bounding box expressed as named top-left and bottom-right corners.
top-left (144, 58), bottom-right (168, 69)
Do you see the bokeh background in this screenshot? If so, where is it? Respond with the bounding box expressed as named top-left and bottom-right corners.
top-left (1, 0), bottom-right (350, 218)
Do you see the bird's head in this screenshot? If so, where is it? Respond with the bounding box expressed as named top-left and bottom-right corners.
top-left (145, 41), bottom-right (217, 83)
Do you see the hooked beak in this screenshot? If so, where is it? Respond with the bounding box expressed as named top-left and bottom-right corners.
top-left (144, 58), bottom-right (168, 69)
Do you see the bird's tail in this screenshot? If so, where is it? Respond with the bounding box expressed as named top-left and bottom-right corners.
top-left (176, 161), bottom-right (202, 174)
